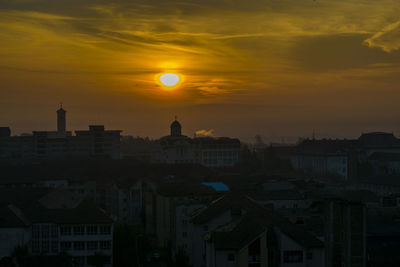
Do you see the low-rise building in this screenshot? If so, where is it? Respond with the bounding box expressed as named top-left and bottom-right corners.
top-left (190, 193), bottom-right (325, 267)
top-left (154, 119), bottom-right (241, 167)
top-left (0, 188), bottom-right (114, 267)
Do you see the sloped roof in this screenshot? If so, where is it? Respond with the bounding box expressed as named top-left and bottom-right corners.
top-left (358, 132), bottom-right (400, 148)
top-left (192, 193), bottom-right (323, 248)
top-left (157, 182), bottom-right (217, 197)
top-left (296, 138), bottom-right (356, 154)
top-left (207, 213), bottom-right (268, 250)
top-left (358, 176), bottom-right (400, 187)
top-left (368, 152), bottom-right (400, 161)
top-left (38, 189), bottom-right (83, 209)
top-left (0, 205), bottom-right (28, 227)
top-left (249, 190), bottom-right (304, 201)
top-left (24, 199), bottom-right (113, 224)
top-left (306, 189), bottom-right (378, 203)
top-left (0, 188), bottom-right (113, 226)
top-left (191, 193), bottom-right (260, 224)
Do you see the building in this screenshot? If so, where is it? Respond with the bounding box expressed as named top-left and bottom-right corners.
top-left (189, 193), bottom-right (325, 267)
top-left (324, 199), bottom-right (366, 267)
top-left (367, 152), bottom-right (400, 175)
top-left (289, 139), bottom-right (357, 180)
top-left (143, 178), bottom-right (219, 248)
top-left (0, 188), bottom-right (114, 266)
top-left (0, 106), bottom-right (122, 162)
top-left (154, 119), bottom-right (241, 167)
top-left (96, 179), bottom-right (143, 223)
top-left (291, 152), bottom-right (348, 180)
top-left (57, 105), bottom-right (66, 133)
top-left (73, 125), bottom-right (121, 159)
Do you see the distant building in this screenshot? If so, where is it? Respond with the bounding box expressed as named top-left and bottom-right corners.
top-left (0, 106), bottom-right (122, 162)
top-left (367, 152), bottom-right (400, 175)
top-left (291, 152), bottom-right (348, 180)
top-left (74, 125), bottom-right (121, 159)
top-left (290, 139), bottom-right (357, 180)
top-left (57, 105), bottom-right (67, 133)
top-left (154, 119), bottom-right (241, 167)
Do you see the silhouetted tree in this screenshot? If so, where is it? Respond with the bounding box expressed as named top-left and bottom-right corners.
top-left (175, 248), bottom-right (191, 267)
top-left (87, 252), bottom-right (108, 267)
top-left (113, 223), bottom-right (153, 267)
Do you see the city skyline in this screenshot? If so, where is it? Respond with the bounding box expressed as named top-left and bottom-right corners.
top-left (1, 0), bottom-right (400, 142)
top-left (2, 104), bottom-right (400, 144)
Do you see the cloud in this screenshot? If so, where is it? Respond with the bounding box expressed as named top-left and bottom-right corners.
top-left (364, 21), bottom-right (400, 52)
top-left (195, 129), bottom-right (215, 137)
top-left (290, 34), bottom-right (400, 71)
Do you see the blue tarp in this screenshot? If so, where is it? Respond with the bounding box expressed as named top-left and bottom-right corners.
top-left (202, 182), bottom-right (230, 191)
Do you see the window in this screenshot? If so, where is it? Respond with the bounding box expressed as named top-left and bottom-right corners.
top-left (51, 240), bottom-right (59, 253)
top-left (283, 250), bottom-right (303, 263)
top-left (32, 240), bottom-right (40, 253)
top-left (87, 241), bottom-right (98, 250)
top-left (182, 232), bottom-right (187, 238)
top-left (41, 225), bottom-right (50, 239)
top-left (73, 241), bottom-right (85, 251)
top-left (227, 253), bottom-right (235, 261)
top-left (306, 251), bottom-right (313, 260)
top-left (100, 240), bottom-right (111, 250)
top-left (99, 225), bottom-right (111, 235)
top-left (60, 242), bottom-right (72, 251)
top-left (50, 225), bottom-right (58, 238)
top-left (60, 225), bottom-right (72, 236)
top-left (41, 240), bottom-right (49, 253)
top-left (73, 225), bottom-right (85, 235)
top-left (32, 225), bottom-right (40, 239)
top-left (86, 225), bottom-right (98, 235)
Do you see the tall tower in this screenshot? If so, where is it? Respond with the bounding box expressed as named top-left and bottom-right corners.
top-left (57, 103), bottom-right (66, 133)
top-left (170, 116), bottom-right (182, 137)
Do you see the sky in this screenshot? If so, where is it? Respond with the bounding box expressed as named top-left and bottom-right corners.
top-left (1, 0), bottom-right (400, 143)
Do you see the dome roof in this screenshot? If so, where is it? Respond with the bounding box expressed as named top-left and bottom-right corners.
top-left (170, 119), bottom-right (182, 137)
top-left (171, 120), bottom-right (181, 128)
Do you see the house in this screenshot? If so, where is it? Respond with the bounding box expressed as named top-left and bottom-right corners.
top-left (190, 193), bottom-right (325, 267)
top-left (0, 188), bottom-right (114, 267)
top-left (96, 179), bottom-right (143, 223)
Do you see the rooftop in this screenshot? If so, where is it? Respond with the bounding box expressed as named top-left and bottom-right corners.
top-left (192, 193), bottom-right (323, 248)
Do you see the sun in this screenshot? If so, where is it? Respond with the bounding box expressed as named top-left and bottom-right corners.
top-left (156, 73), bottom-right (183, 90)
top-left (160, 73), bottom-right (179, 86)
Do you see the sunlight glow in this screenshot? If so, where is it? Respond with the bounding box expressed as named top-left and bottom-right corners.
top-left (156, 72), bottom-right (183, 91)
top-left (160, 73), bottom-right (180, 87)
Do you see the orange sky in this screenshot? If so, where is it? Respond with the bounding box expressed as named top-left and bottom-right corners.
top-left (1, 0), bottom-right (400, 142)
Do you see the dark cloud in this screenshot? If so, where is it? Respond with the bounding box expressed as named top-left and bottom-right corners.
top-left (290, 34), bottom-right (400, 71)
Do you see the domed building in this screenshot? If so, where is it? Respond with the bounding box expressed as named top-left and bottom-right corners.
top-left (170, 119), bottom-right (182, 137)
top-left (153, 118), bottom-right (241, 167)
